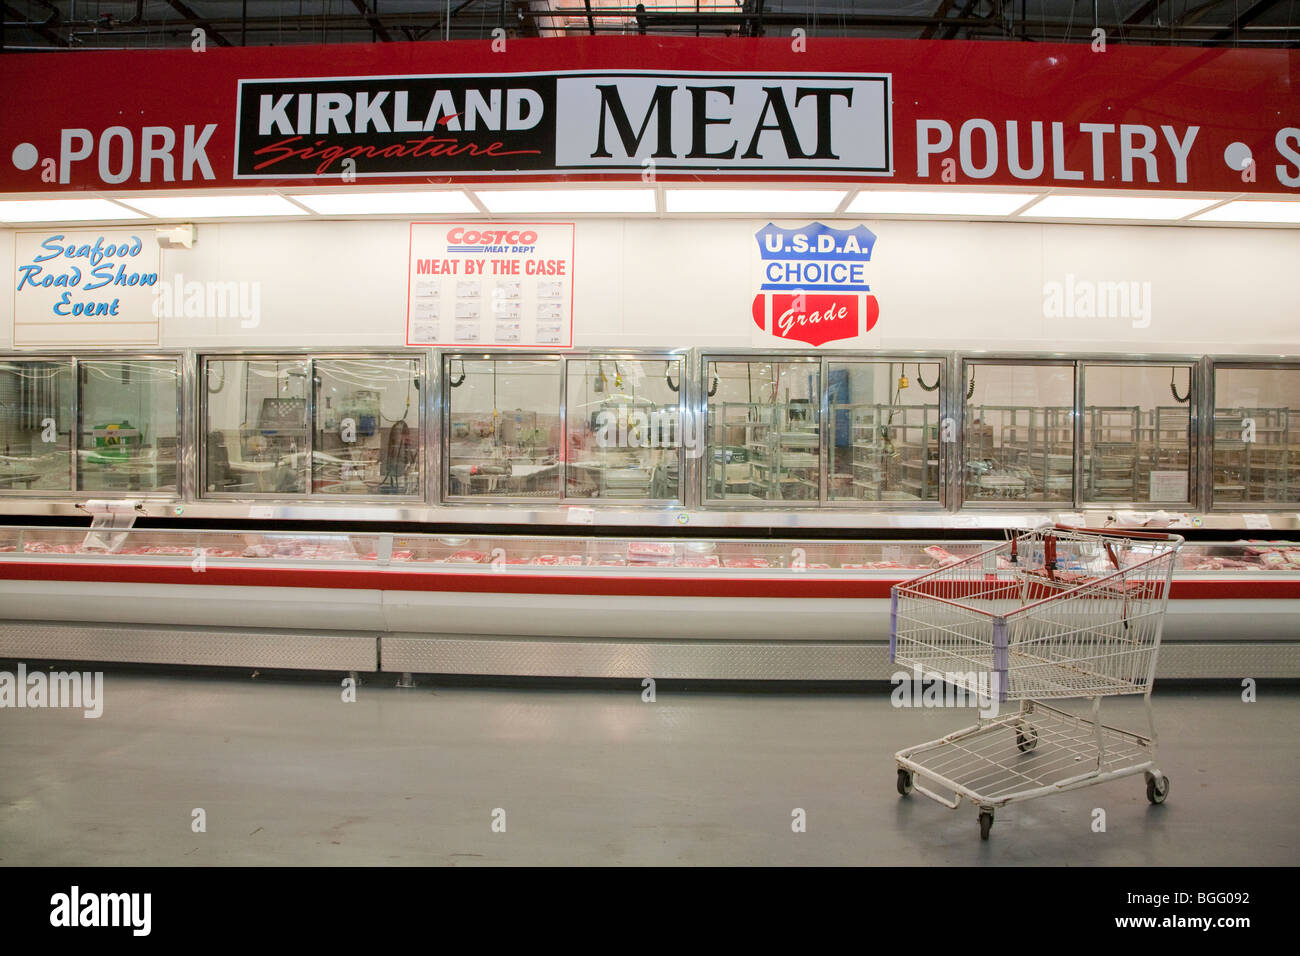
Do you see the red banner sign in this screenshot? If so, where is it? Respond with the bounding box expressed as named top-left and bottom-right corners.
top-left (1, 37), bottom-right (1296, 193)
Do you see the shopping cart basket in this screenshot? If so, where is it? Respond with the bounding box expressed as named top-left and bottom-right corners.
top-left (890, 524), bottom-right (1183, 839)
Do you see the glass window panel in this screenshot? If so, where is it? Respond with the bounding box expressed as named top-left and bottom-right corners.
top-left (1082, 364), bottom-right (1193, 505)
top-left (1213, 367), bottom-right (1300, 506)
top-left (445, 358), bottom-right (561, 498)
top-left (964, 363), bottom-right (1074, 503)
top-left (565, 358), bottom-right (682, 500)
top-left (0, 360), bottom-right (72, 491)
top-left (203, 358), bottom-right (309, 495)
top-left (828, 361), bottom-right (941, 503)
top-left (314, 358), bottom-right (421, 496)
top-left (706, 359), bottom-right (821, 502)
top-left (77, 359), bottom-right (179, 493)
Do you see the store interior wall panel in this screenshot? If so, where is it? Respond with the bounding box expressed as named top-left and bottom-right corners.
top-left (378, 590), bottom-right (878, 641)
top-left (379, 635), bottom-right (878, 680)
top-left (378, 636), bottom-right (1300, 681)
top-left (0, 580), bottom-right (386, 632)
top-left (8, 217), bottom-right (1296, 356)
top-left (0, 622), bottom-right (378, 671)
top-left (1162, 600), bottom-right (1300, 643)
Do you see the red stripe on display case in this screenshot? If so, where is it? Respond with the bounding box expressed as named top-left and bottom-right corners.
top-left (1, 560), bottom-right (1297, 600)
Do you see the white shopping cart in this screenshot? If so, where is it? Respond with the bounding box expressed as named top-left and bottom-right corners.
top-left (890, 524), bottom-right (1183, 840)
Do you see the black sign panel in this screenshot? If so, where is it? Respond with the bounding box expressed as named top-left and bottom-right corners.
top-left (234, 75), bottom-right (559, 178)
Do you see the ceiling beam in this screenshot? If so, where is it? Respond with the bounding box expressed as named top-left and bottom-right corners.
top-left (921, 0), bottom-right (959, 39)
top-left (3, 2), bottom-right (69, 47)
top-left (350, 0), bottom-right (393, 42)
top-left (1124, 0), bottom-right (1163, 24)
top-left (1207, 0), bottom-right (1286, 40)
top-left (161, 0), bottom-right (233, 47)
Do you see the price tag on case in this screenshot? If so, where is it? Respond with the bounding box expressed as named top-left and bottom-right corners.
top-left (1057, 512), bottom-right (1086, 528)
top-left (1244, 514), bottom-right (1272, 530)
top-left (566, 507), bottom-right (595, 525)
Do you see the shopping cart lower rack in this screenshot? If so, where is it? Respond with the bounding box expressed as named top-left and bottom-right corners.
top-left (890, 524), bottom-right (1183, 840)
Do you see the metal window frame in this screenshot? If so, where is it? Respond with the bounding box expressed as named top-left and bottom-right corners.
top-left (72, 352), bottom-right (185, 501)
top-left (0, 353), bottom-right (77, 497)
top-left (1205, 357), bottom-right (1300, 513)
top-left (197, 348), bottom-right (426, 503)
top-left (1076, 358), bottom-right (1199, 512)
top-left (958, 356), bottom-right (1080, 511)
top-left (958, 353), bottom-right (1204, 512)
top-left (698, 349), bottom-right (951, 511)
top-left (439, 348), bottom-right (690, 508)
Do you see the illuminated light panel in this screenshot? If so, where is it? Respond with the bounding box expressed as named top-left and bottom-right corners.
top-left (1020, 195), bottom-right (1216, 220)
top-left (664, 189), bottom-right (846, 213)
top-left (288, 191), bottom-right (477, 215)
top-left (0, 198), bottom-right (144, 223)
top-left (847, 190), bottom-right (1039, 216)
top-left (1191, 200), bottom-right (1300, 224)
top-left (474, 189), bottom-right (655, 213)
top-left (119, 195), bottom-right (308, 218)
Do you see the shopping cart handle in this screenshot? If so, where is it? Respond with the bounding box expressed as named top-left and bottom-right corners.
top-left (1052, 523), bottom-right (1183, 542)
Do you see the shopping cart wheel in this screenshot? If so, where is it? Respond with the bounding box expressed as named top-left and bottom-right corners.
top-left (978, 810), bottom-right (994, 840)
top-left (1015, 723), bottom-right (1039, 752)
top-left (897, 769), bottom-right (914, 796)
top-left (1145, 773), bottom-right (1170, 805)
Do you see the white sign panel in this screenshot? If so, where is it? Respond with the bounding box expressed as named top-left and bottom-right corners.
top-left (1149, 470), bottom-right (1189, 503)
top-left (554, 73), bottom-right (891, 173)
top-left (13, 230), bottom-right (161, 347)
top-left (407, 222), bottom-right (574, 348)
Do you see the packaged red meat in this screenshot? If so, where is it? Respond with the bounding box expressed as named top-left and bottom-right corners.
top-left (1260, 551), bottom-right (1289, 569)
top-left (924, 545), bottom-right (962, 566)
top-left (448, 550), bottom-right (487, 563)
top-left (627, 541), bottom-right (674, 558)
top-left (390, 550), bottom-right (414, 561)
top-left (589, 556), bottom-right (627, 567)
top-left (1285, 550), bottom-right (1300, 568)
top-left (536, 554), bottom-right (583, 566)
top-left (723, 557), bottom-right (771, 568)
top-left (678, 555), bottom-right (721, 568)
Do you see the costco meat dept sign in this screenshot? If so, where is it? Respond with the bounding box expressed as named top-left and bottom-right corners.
top-left (407, 222), bottom-right (574, 348)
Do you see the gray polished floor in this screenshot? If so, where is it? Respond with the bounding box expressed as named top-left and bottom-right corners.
top-left (0, 673), bottom-right (1295, 866)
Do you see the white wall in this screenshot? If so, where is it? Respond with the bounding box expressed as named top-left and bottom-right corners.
top-left (3, 217), bottom-right (1298, 354)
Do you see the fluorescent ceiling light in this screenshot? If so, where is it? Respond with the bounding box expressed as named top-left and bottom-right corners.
top-left (1020, 194), bottom-right (1215, 220)
top-left (665, 189), bottom-right (846, 213)
top-left (119, 194), bottom-right (308, 218)
top-left (847, 190), bottom-right (1037, 216)
top-left (0, 198), bottom-right (144, 223)
top-left (474, 189), bottom-right (655, 213)
top-left (1191, 200), bottom-right (1300, 224)
top-left (288, 191), bottom-right (477, 215)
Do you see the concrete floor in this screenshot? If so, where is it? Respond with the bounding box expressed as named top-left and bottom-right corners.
top-left (0, 673), bottom-right (1296, 865)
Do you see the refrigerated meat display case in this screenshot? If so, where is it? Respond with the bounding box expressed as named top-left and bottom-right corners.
top-left (0, 524), bottom-right (1295, 680)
